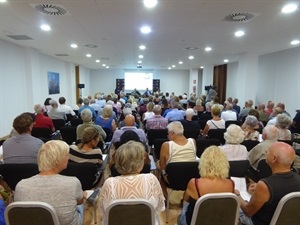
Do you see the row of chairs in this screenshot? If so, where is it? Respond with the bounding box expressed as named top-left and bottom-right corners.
top-left (7, 190), bottom-right (299, 225)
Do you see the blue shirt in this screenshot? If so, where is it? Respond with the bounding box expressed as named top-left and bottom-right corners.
top-left (78, 105), bottom-right (97, 119)
top-left (165, 109), bottom-right (185, 122)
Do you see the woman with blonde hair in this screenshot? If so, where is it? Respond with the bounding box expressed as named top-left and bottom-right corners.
top-left (201, 104), bottom-right (225, 135)
top-left (99, 141), bottom-right (165, 225)
top-left (70, 127), bottom-right (103, 164)
top-left (179, 146), bottom-right (234, 225)
top-left (95, 104), bottom-right (116, 133)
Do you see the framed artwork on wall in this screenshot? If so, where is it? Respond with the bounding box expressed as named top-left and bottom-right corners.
top-left (48, 71), bottom-right (60, 95)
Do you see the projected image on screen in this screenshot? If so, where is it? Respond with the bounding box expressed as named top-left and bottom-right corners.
top-left (124, 72), bottom-right (153, 92)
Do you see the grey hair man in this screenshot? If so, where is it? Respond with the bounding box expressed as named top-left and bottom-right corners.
top-left (248, 125), bottom-right (279, 169)
top-left (221, 103), bottom-right (237, 121)
top-left (78, 98), bottom-right (97, 119)
top-left (47, 100), bottom-right (66, 120)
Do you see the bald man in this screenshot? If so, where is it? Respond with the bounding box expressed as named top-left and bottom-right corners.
top-left (236, 142), bottom-right (300, 225)
top-left (111, 115), bottom-right (147, 145)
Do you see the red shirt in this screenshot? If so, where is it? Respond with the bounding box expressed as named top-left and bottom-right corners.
top-left (34, 113), bottom-right (54, 131)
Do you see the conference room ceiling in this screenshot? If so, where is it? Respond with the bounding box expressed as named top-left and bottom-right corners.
top-left (0, 0), bottom-right (299, 70)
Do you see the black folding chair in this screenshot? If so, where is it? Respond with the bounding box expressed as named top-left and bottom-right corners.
top-left (153, 139), bottom-right (168, 160)
top-left (52, 119), bottom-right (66, 130)
top-left (207, 129), bottom-right (226, 145)
top-left (147, 129), bottom-right (168, 147)
top-left (195, 139), bottom-right (221, 158)
top-left (60, 127), bottom-right (77, 145)
top-left (240, 140), bottom-right (260, 151)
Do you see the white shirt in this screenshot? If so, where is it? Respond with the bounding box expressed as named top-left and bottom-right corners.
top-left (58, 104), bottom-right (76, 116)
top-left (221, 110), bottom-right (237, 121)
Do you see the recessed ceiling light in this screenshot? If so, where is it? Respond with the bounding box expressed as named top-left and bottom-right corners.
top-left (291, 40), bottom-right (300, 45)
top-left (139, 45), bottom-right (146, 50)
top-left (178, 61), bottom-right (183, 64)
top-left (86, 54), bottom-right (91, 57)
top-left (138, 55), bottom-right (144, 58)
top-left (70, 44), bottom-right (78, 48)
top-left (282, 4), bottom-right (298, 13)
top-left (40, 24), bottom-right (51, 31)
top-left (224, 59), bottom-right (229, 63)
top-left (138, 60), bottom-right (142, 64)
top-left (143, 0), bottom-right (158, 8)
top-left (106, 66), bottom-right (109, 69)
top-left (168, 67), bottom-right (171, 70)
top-left (200, 66), bottom-right (204, 69)
top-left (205, 47), bottom-right (212, 52)
top-left (172, 65), bottom-right (175, 68)
top-left (188, 56), bottom-right (194, 60)
top-left (0, 0), bottom-right (7, 3)
top-left (102, 64), bottom-right (106, 67)
top-left (235, 30), bottom-right (245, 37)
top-left (140, 26), bottom-right (151, 34)
top-left (95, 59), bottom-right (100, 63)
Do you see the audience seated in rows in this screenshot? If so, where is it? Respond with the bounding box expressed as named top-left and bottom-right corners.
top-left (78, 98), bottom-right (96, 119)
top-left (76, 109), bottom-right (106, 142)
top-left (242, 115), bottom-right (260, 141)
top-left (3, 113), bottom-right (44, 164)
top-left (99, 141), bottom-right (165, 225)
top-left (179, 146), bottom-right (234, 225)
top-left (202, 104), bottom-right (225, 136)
top-left (276, 114), bottom-right (292, 140)
top-left (33, 104), bottom-right (55, 132)
top-left (95, 105), bottom-right (116, 133)
top-left (237, 142), bottom-right (300, 225)
top-left (47, 99), bottom-right (66, 120)
top-left (70, 127), bottom-right (103, 164)
top-left (219, 124), bottom-right (248, 161)
top-left (146, 105), bottom-right (168, 130)
top-left (14, 140), bottom-right (86, 225)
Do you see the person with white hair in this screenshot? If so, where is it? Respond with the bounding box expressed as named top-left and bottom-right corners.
top-left (243, 115), bottom-right (260, 141)
top-left (221, 103), bottom-right (237, 121)
top-left (276, 113), bottom-right (292, 140)
top-left (248, 125), bottom-right (279, 169)
top-left (180, 108), bottom-right (200, 138)
top-left (78, 98), bottom-right (97, 119)
top-left (47, 99), bottom-right (66, 120)
top-left (219, 124), bottom-right (248, 160)
top-left (33, 103), bottom-right (55, 132)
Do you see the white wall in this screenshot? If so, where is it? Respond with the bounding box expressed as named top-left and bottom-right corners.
top-left (226, 61), bottom-right (239, 100)
top-left (89, 69), bottom-right (190, 96)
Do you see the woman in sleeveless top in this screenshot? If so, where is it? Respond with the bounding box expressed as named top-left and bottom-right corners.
top-left (202, 104), bottom-right (225, 135)
top-left (95, 105), bottom-right (116, 133)
top-left (179, 146), bottom-right (235, 225)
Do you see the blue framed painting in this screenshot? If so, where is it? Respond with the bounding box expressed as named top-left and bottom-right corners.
top-left (48, 71), bottom-right (60, 95)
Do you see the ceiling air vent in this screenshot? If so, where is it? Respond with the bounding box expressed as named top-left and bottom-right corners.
top-left (55, 54), bottom-right (69, 57)
top-left (84, 44), bottom-right (98, 48)
top-left (30, 4), bottom-right (70, 16)
top-left (224, 12), bottom-right (256, 22)
top-left (6, 35), bottom-right (33, 40)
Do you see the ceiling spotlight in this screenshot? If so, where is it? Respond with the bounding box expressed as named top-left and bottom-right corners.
top-left (102, 64), bottom-right (106, 67)
top-left (205, 47), bottom-right (212, 52)
top-left (95, 59), bottom-right (100, 63)
top-left (282, 4), bottom-right (298, 13)
top-left (138, 60), bottom-right (142, 64)
top-left (70, 44), bottom-right (78, 48)
top-left (224, 59), bottom-right (229, 63)
top-left (235, 30), bottom-right (245, 37)
top-left (168, 67), bottom-right (171, 70)
top-left (291, 40), bottom-right (300, 45)
top-left (143, 0), bottom-right (158, 8)
top-left (172, 65), bottom-right (175, 68)
top-left (40, 24), bottom-right (51, 31)
top-left (138, 55), bottom-right (144, 58)
top-left (140, 26), bottom-right (151, 34)
top-left (178, 61), bottom-right (183, 64)
top-left (188, 56), bottom-right (194, 60)
top-left (86, 54), bottom-right (91, 57)
top-left (200, 66), bottom-right (204, 69)
top-left (139, 45), bottom-right (146, 50)
top-left (0, 0), bottom-right (7, 3)
top-left (106, 66), bottom-right (109, 69)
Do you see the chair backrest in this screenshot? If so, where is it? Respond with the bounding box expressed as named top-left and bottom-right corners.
top-left (104, 199), bottom-right (155, 225)
top-left (229, 160), bottom-right (250, 177)
top-left (0, 164), bottom-right (39, 190)
top-left (225, 120), bottom-right (241, 129)
top-left (183, 129), bottom-right (199, 140)
top-left (241, 140), bottom-right (260, 151)
top-left (191, 193), bottom-right (239, 225)
top-left (5, 201), bottom-right (60, 225)
top-left (207, 129), bottom-right (226, 145)
top-left (257, 159), bottom-right (272, 179)
top-left (31, 127), bottom-right (52, 139)
top-left (60, 161), bottom-right (101, 190)
top-left (270, 192), bottom-right (300, 225)
top-left (165, 162), bottom-right (200, 190)
top-left (60, 126), bottom-right (77, 145)
top-left (195, 139), bottom-right (221, 158)
top-left (147, 129), bottom-right (168, 146)
top-left (70, 118), bottom-right (83, 127)
top-left (102, 127), bottom-right (113, 142)
top-left (153, 139), bottom-right (168, 160)
top-left (51, 119), bottom-right (66, 131)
